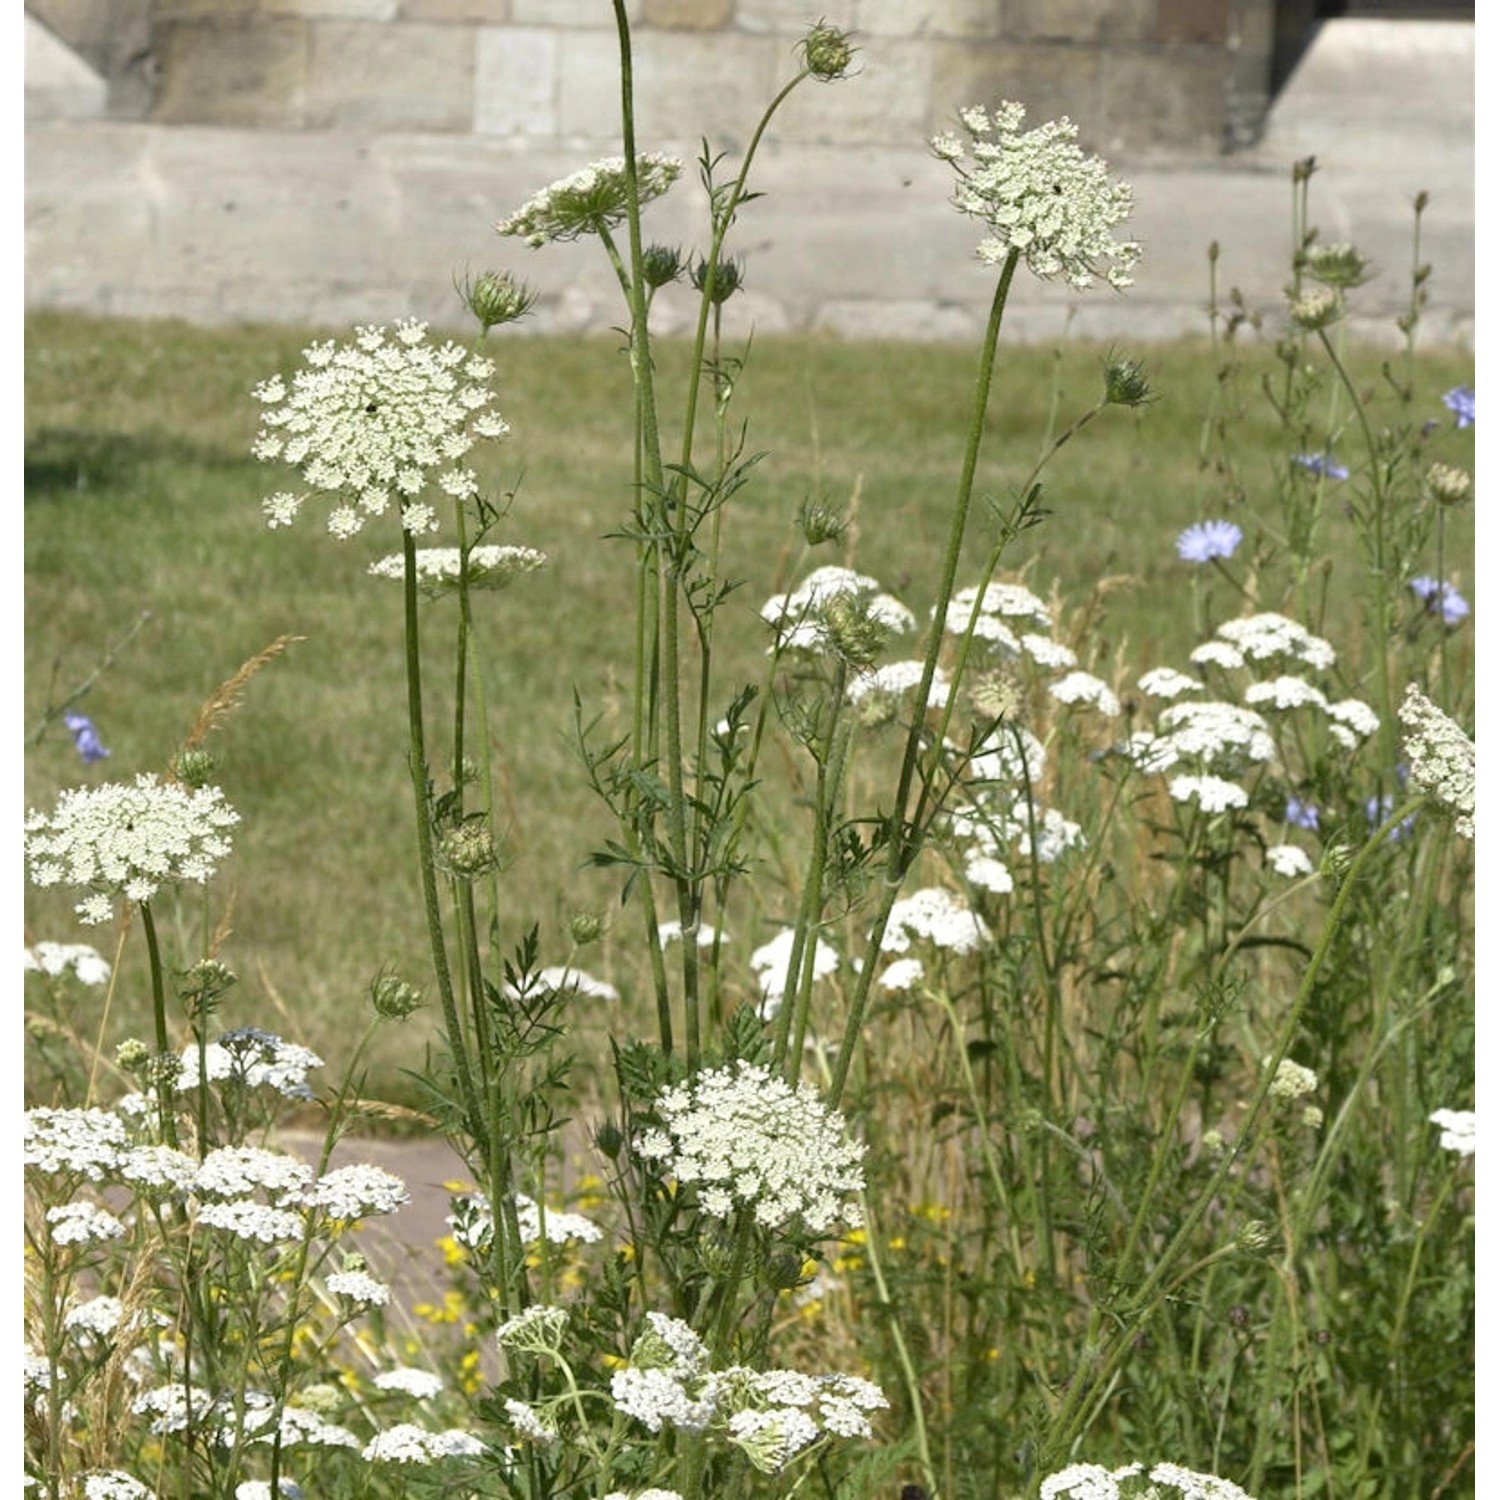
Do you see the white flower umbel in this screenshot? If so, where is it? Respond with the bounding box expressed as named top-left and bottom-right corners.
top-left (362, 1424), bottom-right (485, 1463)
top-left (24, 1107), bottom-right (128, 1179)
top-left (193, 1146), bottom-right (314, 1203)
top-left (941, 580), bottom-right (1052, 634)
top-left (1430, 1108), bottom-right (1475, 1156)
top-left (24, 941), bottom-right (111, 986)
top-left (1265, 844), bottom-right (1314, 878)
top-left (749, 927), bottom-right (840, 1017)
top-left (305, 1163), bottom-right (409, 1220)
top-left (79, 1474), bottom-right (157, 1500)
top-left (882, 887), bottom-right (991, 955)
top-left (497, 153), bottom-right (683, 247)
top-left (252, 321), bottom-right (508, 539)
top-left (1168, 775), bottom-right (1249, 814)
top-left (175, 1027), bottom-right (324, 1100)
top-left (635, 1061), bottom-right (865, 1234)
top-left (1137, 667), bottom-right (1203, 700)
top-left (25, 775), bottom-right (239, 924)
top-left (1040, 1461), bottom-right (1256, 1500)
top-left (47, 1200), bottom-right (126, 1246)
top-left (761, 566), bottom-right (914, 657)
top-left (935, 103), bottom-right (1141, 290)
top-left (1398, 686), bottom-right (1475, 839)
top-left (1049, 670), bottom-right (1121, 716)
top-left (1212, 613), bottom-right (1337, 671)
top-left (368, 544), bottom-right (547, 597)
top-left (326, 1269), bottom-right (391, 1306)
top-left (1268, 1057), bottom-right (1318, 1100)
top-left (374, 1367), bottom-right (444, 1399)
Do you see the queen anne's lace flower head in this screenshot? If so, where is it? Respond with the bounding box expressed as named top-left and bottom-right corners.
top-left (1398, 685), bottom-right (1474, 839)
top-left (635, 1061), bottom-right (865, 1234)
top-left (935, 102), bottom-right (1141, 290)
top-left (498, 153), bottom-right (683, 247)
top-left (25, 775), bottom-right (239, 924)
top-left (368, 544), bottom-right (547, 596)
top-left (882, 887), bottom-right (991, 955)
top-left (252, 321), bottom-right (508, 539)
top-left (24, 941), bottom-right (111, 986)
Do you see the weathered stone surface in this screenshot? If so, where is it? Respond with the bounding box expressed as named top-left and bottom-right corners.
top-left (735, 0), bottom-right (856, 34)
top-left (399, 0), bottom-right (509, 21)
top-left (263, 0), bottom-right (399, 20)
top-left (928, 42), bottom-right (1107, 146)
top-left (1097, 47), bottom-right (1228, 155)
top-left (150, 18), bottom-right (309, 127)
top-left (1009, 0), bottom-right (1153, 44)
top-left (853, 0), bottom-right (1002, 41)
top-left (557, 28), bottom-right (780, 148)
top-left (1156, 0), bottom-right (1231, 45)
top-left (304, 21), bottom-right (475, 131)
top-left (769, 35), bottom-right (932, 148)
top-left (512, 0), bottom-right (640, 23)
top-left (474, 26), bottom-right (557, 137)
top-left (26, 17), bottom-right (109, 120)
top-left (642, 0), bottom-right (733, 29)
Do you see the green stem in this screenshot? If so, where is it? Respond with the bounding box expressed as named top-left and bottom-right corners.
top-left (827, 251), bottom-right (1020, 1109)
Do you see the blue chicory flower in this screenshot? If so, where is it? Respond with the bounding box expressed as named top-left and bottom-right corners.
top-left (1285, 795), bottom-right (1320, 831)
top-left (1176, 519), bottom-right (1243, 563)
top-left (1365, 791), bottom-right (1416, 842)
top-left (1442, 385), bottom-right (1475, 428)
top-left (62, 711), bottom-right (111, 764)
top-left (1291, 452), bottom-right (1350, 481)
top-left (1409, 576), bottom-right (1470, 626)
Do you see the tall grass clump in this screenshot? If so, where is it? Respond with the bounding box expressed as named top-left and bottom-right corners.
top-left (25, 10), bottom-right (1473, 1500)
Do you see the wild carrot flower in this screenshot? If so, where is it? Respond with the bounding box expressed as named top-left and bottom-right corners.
top-left (374, 1367), bottom-right (445, 1399)
top-left (497, 153), bottom-right (683, 247)
top-left (79, 1474), bottom-right (157, 1500)
top-left (1409, 576), bottom-right (1470, 626)
top-left (24, 774), bottom-right (239, 925)
top-left (1430, 1108), bottom-right (1475, 1156)
top-left (749, 927), bottom-right (840, 1015)
top-left (1269, 1057), bottom-right (1318, 1099)
top-left (1442, 384), bottom-right (1475, 428)
top-left (368, 543), bottom-right (547, 596)
top-left (1169, 774), bottom-right (1249, 814)
top-left (252, 321), bottom-right (507, 539)
top-left (1398, 685), bottom-right (1474, 838)
top-left (934, 102), bottom-right (1140, 290)
top-left (1176, 519), bottom-right (1242, 562)
top-left (1267, 843), bottom-right (1314, 877)
top-left (1049, 670), bottom-right (1121, 715)
top-left (761, 566), bottom-right (914, 657)
top-left (634, 1061), bottom-right (865, 1234)
top-left (24, 941), bottom-right (111, 986)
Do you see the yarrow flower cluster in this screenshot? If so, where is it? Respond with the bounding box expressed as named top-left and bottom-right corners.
top-left (1041, 1460), bottom-right (1255, 1500)
top-left (25, 774), bottom-right (240, 924)
top-left (634, 1061), bottom-right (865, 1234)
top-left (24, 941), bottom-right (111, 986)
top-left (368, 544), bottom-right (547, 596)
top-left (1430, 1108), bottom-right (1475, 1156)
top-left (447, 1190), bottom-right (601, 1253)
top-left (1397, 685), bottom-right (1474, 839)
top-left (497, 153), bottom-right (683, 247)
top-left (933, 102), bottom-right (1141, 289)
top-left (174, 1027), bottom-right (324, 1100)
top-left (252, 320), bottom-right (508, 539)
top-left (882, 887), bottom-right (991, 956)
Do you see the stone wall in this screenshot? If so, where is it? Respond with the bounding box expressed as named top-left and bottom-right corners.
top-left (56, 0), bottom-right (1284, 156)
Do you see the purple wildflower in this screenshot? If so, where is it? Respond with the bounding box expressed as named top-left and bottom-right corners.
top-left (1285, 795), bottom-right (1320, 831)
top-left (1409, 576), bottom-right (1470, 626)
top-left (63, 712), bottom-right (111, 764)
top-left (1366, 791), bottom-right (1416, 842)
top-left (1176, 519), bottom-right (1243, 563)
top-left (1291, 452), bottom-right (1350, 481)
top-left (1441, 385), bottom-right (1474, 428)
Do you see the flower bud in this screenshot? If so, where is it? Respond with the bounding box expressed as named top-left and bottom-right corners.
top-left (1301, 241), bottom-right (1374, 289)
top-left (116, 1038), bottom-right (152, 1072)
top-left (691, 256), bottom-right (745, 305)
top-left (437, 817), bottom-right (497, 879)
top-left (594, 1120), bottom-right (624, 1159)
top-left (172, 749), bottom-right (219, 789)
top-left (1234, 1219), bottom-right (1274, 1255)
top-left (371, 969), bottom-right (424, 1020)
top-left (801, 22), bottom-right (857, 81)
top-left (462, 269), bottom-right (536, 332)
top-left (796, 498), bottom-right (848, 547)
top-left (641, 244), bottom-right (684, 289)
top-left (1289, 286), bottom-right (1343, 331)
top-left (1102, 353), bottom-right (1153, 407)
top-left (1425, 461), bottom-right (1472, 506)
top-left (568, 910), bottom-right (604, 947)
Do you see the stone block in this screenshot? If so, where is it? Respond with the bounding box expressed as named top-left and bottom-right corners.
top-left (852, 0), bottom-right (1001, 41)
top-left (399, 0), bottom-right (509, 19)
top-left (1010, 0), bottom-right (1153, 44)
top-left (474, 26), bottom-right (557, 137)
top-left (642, 0), bottom-right (732, 30)
top-left (1098, 46), bottom-right (1229, 154)
top-left (771, 36), bottom-right (932, 148)
top-left (1156, 0), bottom-right (1230, 45)
top-left (25, 16), bottom-right (109, 120)
top-left (735, 0), bottom-right (855, 35)
top-left (262, 0), bottom-right (399, 19)
top-left (558, 28), bottom-right (780, 150)
top-left (305, 21), bottom-right (475, 130)
top-left (512, 0), bottom-right (640, 23)
top-left (150, 18), bottom-right (309, 127)
top-left (928, 42), bottom-right (1107, 147)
